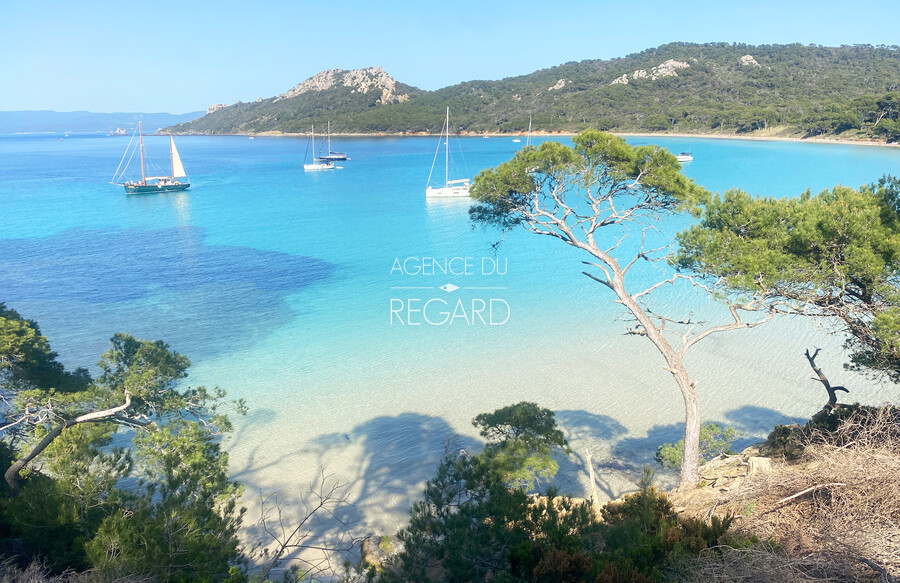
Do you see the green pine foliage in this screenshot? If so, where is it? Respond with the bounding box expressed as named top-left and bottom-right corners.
top-left (473, 401), bottom-right (571, 490)
top-left (676, 175), bottom-right (900, 381)
top-left (392, 403), bottom-right (601, 582)
top-left (0, 303), bottom-right (90, 392)
top-left (390, 409), bottom-right (748, 582)
top-left (655, 423), bottom-right (739, 470)
top-left (0, 306), bottom-right (244, 580)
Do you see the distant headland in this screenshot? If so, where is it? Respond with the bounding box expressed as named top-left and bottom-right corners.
top-left (167, 42), bottom-right (900, 144)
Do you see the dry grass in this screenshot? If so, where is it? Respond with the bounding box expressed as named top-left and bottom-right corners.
top-left (0, 559), bottom-right (156, 583)
top-left (669, 545), bottom-right (858, 582)
top-left (670, 405), bottom-right (900, 583)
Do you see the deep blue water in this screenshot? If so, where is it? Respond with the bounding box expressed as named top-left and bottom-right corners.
top-left (2, 131), bottom-right (899, 524)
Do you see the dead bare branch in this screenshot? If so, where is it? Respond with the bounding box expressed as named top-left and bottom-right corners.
top-left (255, 471), bottom-right (365, 582)
top-left (773, 483), bottom-right (848, 507)
top-left (805, 348), bottom-right (850, 407)
top-left (859, 557), bottom-right (897, 583)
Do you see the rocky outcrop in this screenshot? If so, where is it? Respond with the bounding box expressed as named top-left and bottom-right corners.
top-left (275, 66), bottom-right (410, 104)
top-left (740, 54), bottom-right (761, 67)
top-left (611, 59), bottom-right (690, 84)
top-left (276, 70), bottom-right (339, 99)
top-left (206, 103), bottom-right (227, 114)
top-left (651, 59), bottom-right (690, 77)
top-left (361, 535), bottom-right (396, 570)
top-left (549, 79), bottom-right (567, 91)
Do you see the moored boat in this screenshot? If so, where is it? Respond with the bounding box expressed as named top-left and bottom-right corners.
top-left (304, 125), bottom-right (335, 171)
top-left (425, 107), bottom-right (470, 198)
top-left (317, 121), bottom-right (348, 162)
top-left (111, 122), bottom-right (190, 194)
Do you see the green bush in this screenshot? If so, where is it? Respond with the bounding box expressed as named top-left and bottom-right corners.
top-left (655, 423), bottom-right (738, 469)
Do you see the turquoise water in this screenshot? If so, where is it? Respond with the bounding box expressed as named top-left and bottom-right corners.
top-left (2, 132), bottom-right (899, 535)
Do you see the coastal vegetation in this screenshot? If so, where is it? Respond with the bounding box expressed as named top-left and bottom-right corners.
top-left (378, 402), bottom-right (900, 583)
top-left (676, 174), bottom-right (900, 383)
top-left (469, 130), bottom-right (774, 487)
top-left (2, 303), bottom-right (899, 581)
top-left (5, 139), bottom-right (900, 580)
top-left (0, 303), bottom-right (244, 581)
top-left (169, 43), bottom-right (900, 142)
top-left (655, 423), bottom-right (738, 470)
top-left (470, 127), bottom-right (900, 485)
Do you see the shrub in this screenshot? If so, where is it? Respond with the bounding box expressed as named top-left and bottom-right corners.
top-left (655, 423), bottom-right (738, 469)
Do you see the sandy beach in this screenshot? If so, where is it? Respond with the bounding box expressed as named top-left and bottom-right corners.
top-left (176, 128), bottom-right (900, 149)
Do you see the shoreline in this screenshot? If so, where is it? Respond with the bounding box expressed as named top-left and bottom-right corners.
top-left (170, 129), bottom-right (900, 149)
top-left (617, 131), bottom-right (900, 149)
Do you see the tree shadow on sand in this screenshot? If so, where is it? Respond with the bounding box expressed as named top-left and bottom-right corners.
top-left (237, 412), bottom-right (481, 569)
top-left (311, 413), bottom-right (481, 528)
top-left (553, 410), bottom-right (629, 500)
top-left (236, 406), bottom-right (637, 572)
top-left (723, 404), bottom-right (809, 451)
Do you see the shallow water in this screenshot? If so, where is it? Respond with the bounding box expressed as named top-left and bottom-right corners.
top-left (2, 132), bottom-right (898, 540)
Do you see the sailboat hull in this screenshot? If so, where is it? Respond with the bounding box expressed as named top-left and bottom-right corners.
top-left (426, 183), bottom-right (470, 198)
top-left (114, 123), bottom-right (191, 195)
top-left (303, 163), bottom-right (334, 171)
top-left (124, 182), bottom-right (190, 194)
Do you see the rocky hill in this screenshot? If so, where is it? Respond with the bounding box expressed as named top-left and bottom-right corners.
top-left (274, 66), bottom-right (412, 104)
top-left (168, 66), bottom-right (423, 135)
top-left (169, 43), bottom-right (900, 141)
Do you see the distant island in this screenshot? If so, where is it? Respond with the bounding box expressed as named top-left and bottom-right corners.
top-left (168, 42), bottom-right (900, 143)
top-left (0, 110), bottom-right (204, 134)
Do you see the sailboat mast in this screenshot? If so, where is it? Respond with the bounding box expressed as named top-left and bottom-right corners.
top-left (170, 136), bottom-right (175, 179)
top-left (444, 107), bottom-right (449, 187)
top-left (327, 121), bottom-right (331, 153)
top-left (311, 125), bottom-right (315, 159)
top-left (139, 122), bottom-right (146, 184)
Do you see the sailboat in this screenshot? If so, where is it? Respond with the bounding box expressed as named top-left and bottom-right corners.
top-left (317, 121), bottom-right (348, 162)
top-left (425, 107), bottom-right (470, 198)
top-left (112, 122), bottom-right (190, 194)
top-left (303, 125), bottom-right (335, 171)
top-left (525, 115), bottom-right (533, 147)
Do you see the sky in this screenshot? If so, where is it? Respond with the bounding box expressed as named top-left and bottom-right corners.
top-left (1, 0), bottom-right (898, 113)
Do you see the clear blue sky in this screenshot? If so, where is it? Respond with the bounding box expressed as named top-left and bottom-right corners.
top-left (2, 0), bottom-right (897, 113)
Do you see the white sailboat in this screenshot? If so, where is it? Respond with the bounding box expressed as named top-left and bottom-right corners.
top-left (303, 125), bottom-right (335, 171)
top-left (425, 107), bottom-right (470, 198)
top-left (111, 122), bottom-right (190, 194)
top-left (513, 116), bottom-right (533, 145)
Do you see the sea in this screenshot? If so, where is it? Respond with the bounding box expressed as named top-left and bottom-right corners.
top-left (1, 132), bottom-right (899, 544)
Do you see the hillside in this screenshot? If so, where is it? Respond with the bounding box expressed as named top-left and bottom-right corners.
top-left (169, 42), bottom-right (900, 141)
top-left (169, 66), bottom-right (424, 135)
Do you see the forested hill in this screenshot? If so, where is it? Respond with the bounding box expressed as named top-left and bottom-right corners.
top-left (169, 43), bottom-right (900, 141)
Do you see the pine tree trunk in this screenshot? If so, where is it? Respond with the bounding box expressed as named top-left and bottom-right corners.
top-left (610, 269), bottom-right (702, 487)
